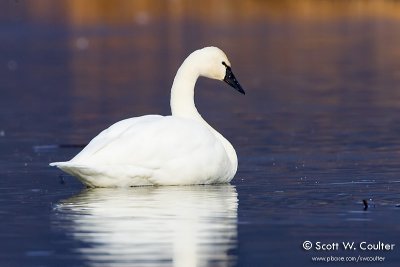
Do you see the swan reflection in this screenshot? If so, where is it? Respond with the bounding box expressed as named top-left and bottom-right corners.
top-left (54, 185), bottom-right (238, 267)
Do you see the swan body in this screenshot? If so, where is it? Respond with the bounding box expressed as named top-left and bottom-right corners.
top-left (50, 47), bottom-right (245, 187)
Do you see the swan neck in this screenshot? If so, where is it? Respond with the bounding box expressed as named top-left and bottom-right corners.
top-left (170, 60), bottom-right (201, 120)
top-left (169, 53), bottom-right (238, 174)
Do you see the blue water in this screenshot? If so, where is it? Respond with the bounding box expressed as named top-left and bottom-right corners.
top-left (1, 1), bottom-right (400, 266)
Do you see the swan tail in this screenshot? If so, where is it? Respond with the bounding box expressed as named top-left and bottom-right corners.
top-left (49, 161), bottom-right (153, 187)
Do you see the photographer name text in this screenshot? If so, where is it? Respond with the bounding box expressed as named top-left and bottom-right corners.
top-left (303, 241), bottom-right (395, 251)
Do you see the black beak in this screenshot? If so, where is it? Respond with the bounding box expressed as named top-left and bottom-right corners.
top-left (223, 66), bottom-right (245, 95)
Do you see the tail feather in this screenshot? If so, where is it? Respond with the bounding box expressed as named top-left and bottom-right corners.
top-left (49, 161), bottom-right (153, 187)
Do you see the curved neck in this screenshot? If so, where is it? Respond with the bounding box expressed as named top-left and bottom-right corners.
top-left (169, 56), bottom-right (238, 174)
top-left (170, 59), bottom-right (202, 120)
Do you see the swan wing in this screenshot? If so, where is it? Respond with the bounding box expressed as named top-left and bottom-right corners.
top-left (71, 115), bottom-right (163, 162)
top-left (76, 115), bottom-right (225, 166)
top-left (51, 115), bottom-right (230, 186)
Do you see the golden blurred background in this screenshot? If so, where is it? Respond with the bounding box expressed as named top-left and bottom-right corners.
top-left (23, 0), bottom-right (400, 25)
top-left (3, 0), bottom-right (400, 136)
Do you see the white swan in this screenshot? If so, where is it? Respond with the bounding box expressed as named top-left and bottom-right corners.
top-left (50, 46), bottom-right (245, 187)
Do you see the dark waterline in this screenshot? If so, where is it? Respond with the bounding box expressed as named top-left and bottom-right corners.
top-left (1, 1), bottom-right (400, 266)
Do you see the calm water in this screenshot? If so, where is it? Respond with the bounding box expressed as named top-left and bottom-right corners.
top-left (1, 1), bottom-right (400, 266)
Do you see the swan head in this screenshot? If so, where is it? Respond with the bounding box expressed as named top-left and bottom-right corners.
top-left (193, 47), bottom-right (245, 95)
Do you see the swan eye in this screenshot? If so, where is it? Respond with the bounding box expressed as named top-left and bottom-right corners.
top-left (222, 61), bottom-right (231, 71)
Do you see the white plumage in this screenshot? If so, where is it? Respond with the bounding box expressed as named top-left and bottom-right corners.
top-left (50, 47), bottom-right (245, 187)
